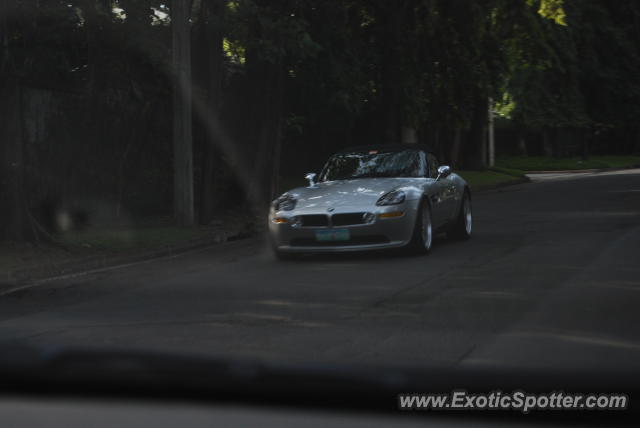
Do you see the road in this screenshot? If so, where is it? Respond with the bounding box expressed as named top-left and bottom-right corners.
top-left (1, 169), bottom-right (639, 370)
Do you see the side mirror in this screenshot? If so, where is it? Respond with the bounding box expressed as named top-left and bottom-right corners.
top-left (305, 172), bottom-right (317, 187)
top-left (436, 165), bottom-right (452, 181)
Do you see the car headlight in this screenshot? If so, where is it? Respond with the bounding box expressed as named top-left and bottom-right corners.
top-left (273, 194), bottom-right (297, 211)
top-left (376, 190), bottom-right (406, 206)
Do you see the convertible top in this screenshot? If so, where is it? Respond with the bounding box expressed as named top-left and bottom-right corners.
top-left (336, 144), bottom-right (433, 155)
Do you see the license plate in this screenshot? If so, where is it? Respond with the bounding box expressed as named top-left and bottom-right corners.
top-left (315, 229), bottom-right (350, 241)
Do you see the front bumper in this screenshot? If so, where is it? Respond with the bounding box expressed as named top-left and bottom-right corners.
top-left (268, 199), bottom-right (420, 253)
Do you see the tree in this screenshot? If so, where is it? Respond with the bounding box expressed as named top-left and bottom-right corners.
top-left (172, 0), bottom-right (195, 225)
top-left (197, 0), bottom-right (224, 225)
top-left (502, 0), bottom-right (640, 157)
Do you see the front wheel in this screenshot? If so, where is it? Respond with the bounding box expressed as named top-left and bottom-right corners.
top-left (448, 191), bottom-right (472, 240)
top-left (409, 199), bottom-right (433, 254)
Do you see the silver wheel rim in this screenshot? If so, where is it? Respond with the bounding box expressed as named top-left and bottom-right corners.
top-left (464, 196), bottom-right (472, 235)
top-left (422, 205), bottom-right (433, 250)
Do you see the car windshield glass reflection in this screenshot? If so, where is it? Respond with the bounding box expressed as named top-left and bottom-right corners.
top-left (320, 150), bottom-right (422, 181)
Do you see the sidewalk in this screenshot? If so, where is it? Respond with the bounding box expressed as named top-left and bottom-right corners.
top-left (525, 165), bottom-right (640, 183)
top-left (0, 217), bottom-right (259, 290)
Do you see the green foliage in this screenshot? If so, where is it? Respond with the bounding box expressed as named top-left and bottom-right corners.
top-left (4, 0), bottom-right (640, 236)
top-left (225, 0), bottom-right (321, 66)
top-left (528, 0), bottom-right (567, 25)
top-left (500, 0), bottom-right (640, 146)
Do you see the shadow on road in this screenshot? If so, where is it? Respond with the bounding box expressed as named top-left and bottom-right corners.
top-left (273, 234), bottom-right (462, 263)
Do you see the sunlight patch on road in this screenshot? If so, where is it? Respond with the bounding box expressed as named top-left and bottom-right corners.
top-left (258, 299), bottom-right (295, 307)
top-left (506, 330), bottom-right (640, 352)
top-left (219, 312), bottom-right (330, 328)
top-left (552, 211), bottom-right (640, 217)
top-left (359, 310), bottom-right (422, 319)
top-left (470, 290), bottom-right (527, 300)
top-left (580, 280), bottom-right (640, 292)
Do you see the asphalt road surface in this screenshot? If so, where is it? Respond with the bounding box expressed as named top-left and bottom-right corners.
top-left (1, 169), bottom-right (639, 370)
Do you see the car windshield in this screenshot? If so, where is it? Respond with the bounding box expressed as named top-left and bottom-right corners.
top-left (320, 150), bottom-right (423, 181)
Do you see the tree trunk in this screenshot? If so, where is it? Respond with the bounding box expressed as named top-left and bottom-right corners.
top-left (377, 3), bottom-right (409, 145)
top-left (581, 128), bottom-right (591, 160)
top-left (550, 128), bottom-right (560, 158)
top-left (542, 128), bottom-right (553, 157)
top-left (450, 126), bottom-right (462, 169)
top-left (433, 127), bottom-right (446, 164)
top-left (243, 61), bottom-right (270, 209)
top-left (401, 126), bottom-right (417, 144)
top-left (199, 0), bottom-right (224, 225)
top-left (270, 66), bottom-right (287, 200)
top-left (242, 34), bottom-right (286, 209)
top-left (172, 0), bottom-right (195, 226)
top-left (463, 97), bottom-right (487, 170)
top-left (381, 57), bottom-right (400, 144)
top-left (0, 78), bottom-right (28, 241)
top-left (516, 129), bottom-right (528, 156)
top-left (1, 0), bottom-right (10, 72)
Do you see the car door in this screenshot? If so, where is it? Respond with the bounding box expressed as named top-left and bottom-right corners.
top-left (426, 153), bottom-right (448, 228)
top-left (430, 153), bottom-right (459, 223)
top-left (441, 171), bottom-right (459, 222)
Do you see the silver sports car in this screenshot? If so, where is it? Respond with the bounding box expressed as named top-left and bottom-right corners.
top-left (268, 145), bottom-right (472, 258)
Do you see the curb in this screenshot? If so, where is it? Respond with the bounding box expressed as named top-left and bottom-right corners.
top-left (1, 227), bottom-right (256, 291)
top-left (521, 164), bottom-right (640, 174)
top-left (471, 163), bottom-right (640, 192)
top-left (471, 176), bottom-right (531, 193)
top-left (525, 169), bottom-right (599, 174)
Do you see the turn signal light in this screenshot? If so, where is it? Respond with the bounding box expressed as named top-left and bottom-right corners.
top-left (378, 211), bottom-right (404, 219)
top-left (272, 217), bottom-right (288, 224)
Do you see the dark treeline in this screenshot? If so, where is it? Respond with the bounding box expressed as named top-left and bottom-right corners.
top-left (1, 0), bottom-right (639, 240)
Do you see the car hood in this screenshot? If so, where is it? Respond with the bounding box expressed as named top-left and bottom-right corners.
top-left (287, 178), bottom-right (420, 212)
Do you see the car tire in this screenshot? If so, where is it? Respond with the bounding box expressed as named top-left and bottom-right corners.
top-left (409, 198), bottom-right (433, 254)
top-left (448, 190), bottom-right (472, 240)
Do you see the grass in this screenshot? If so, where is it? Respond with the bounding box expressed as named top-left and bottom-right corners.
top-left (0, 226), bottom-right (212, 275)
top-left (457, 168), bottom-right (527, 190)
top-left (51, 210), bottom-right (257, 254)
top-left (56, 226), bottom-right (207, 252)
top-left (496, 155), bottom-right (640, 171)
top-left (0, 211), bottom-right (257, 275)
top-left (0, 242), bottom-right (77, 274)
